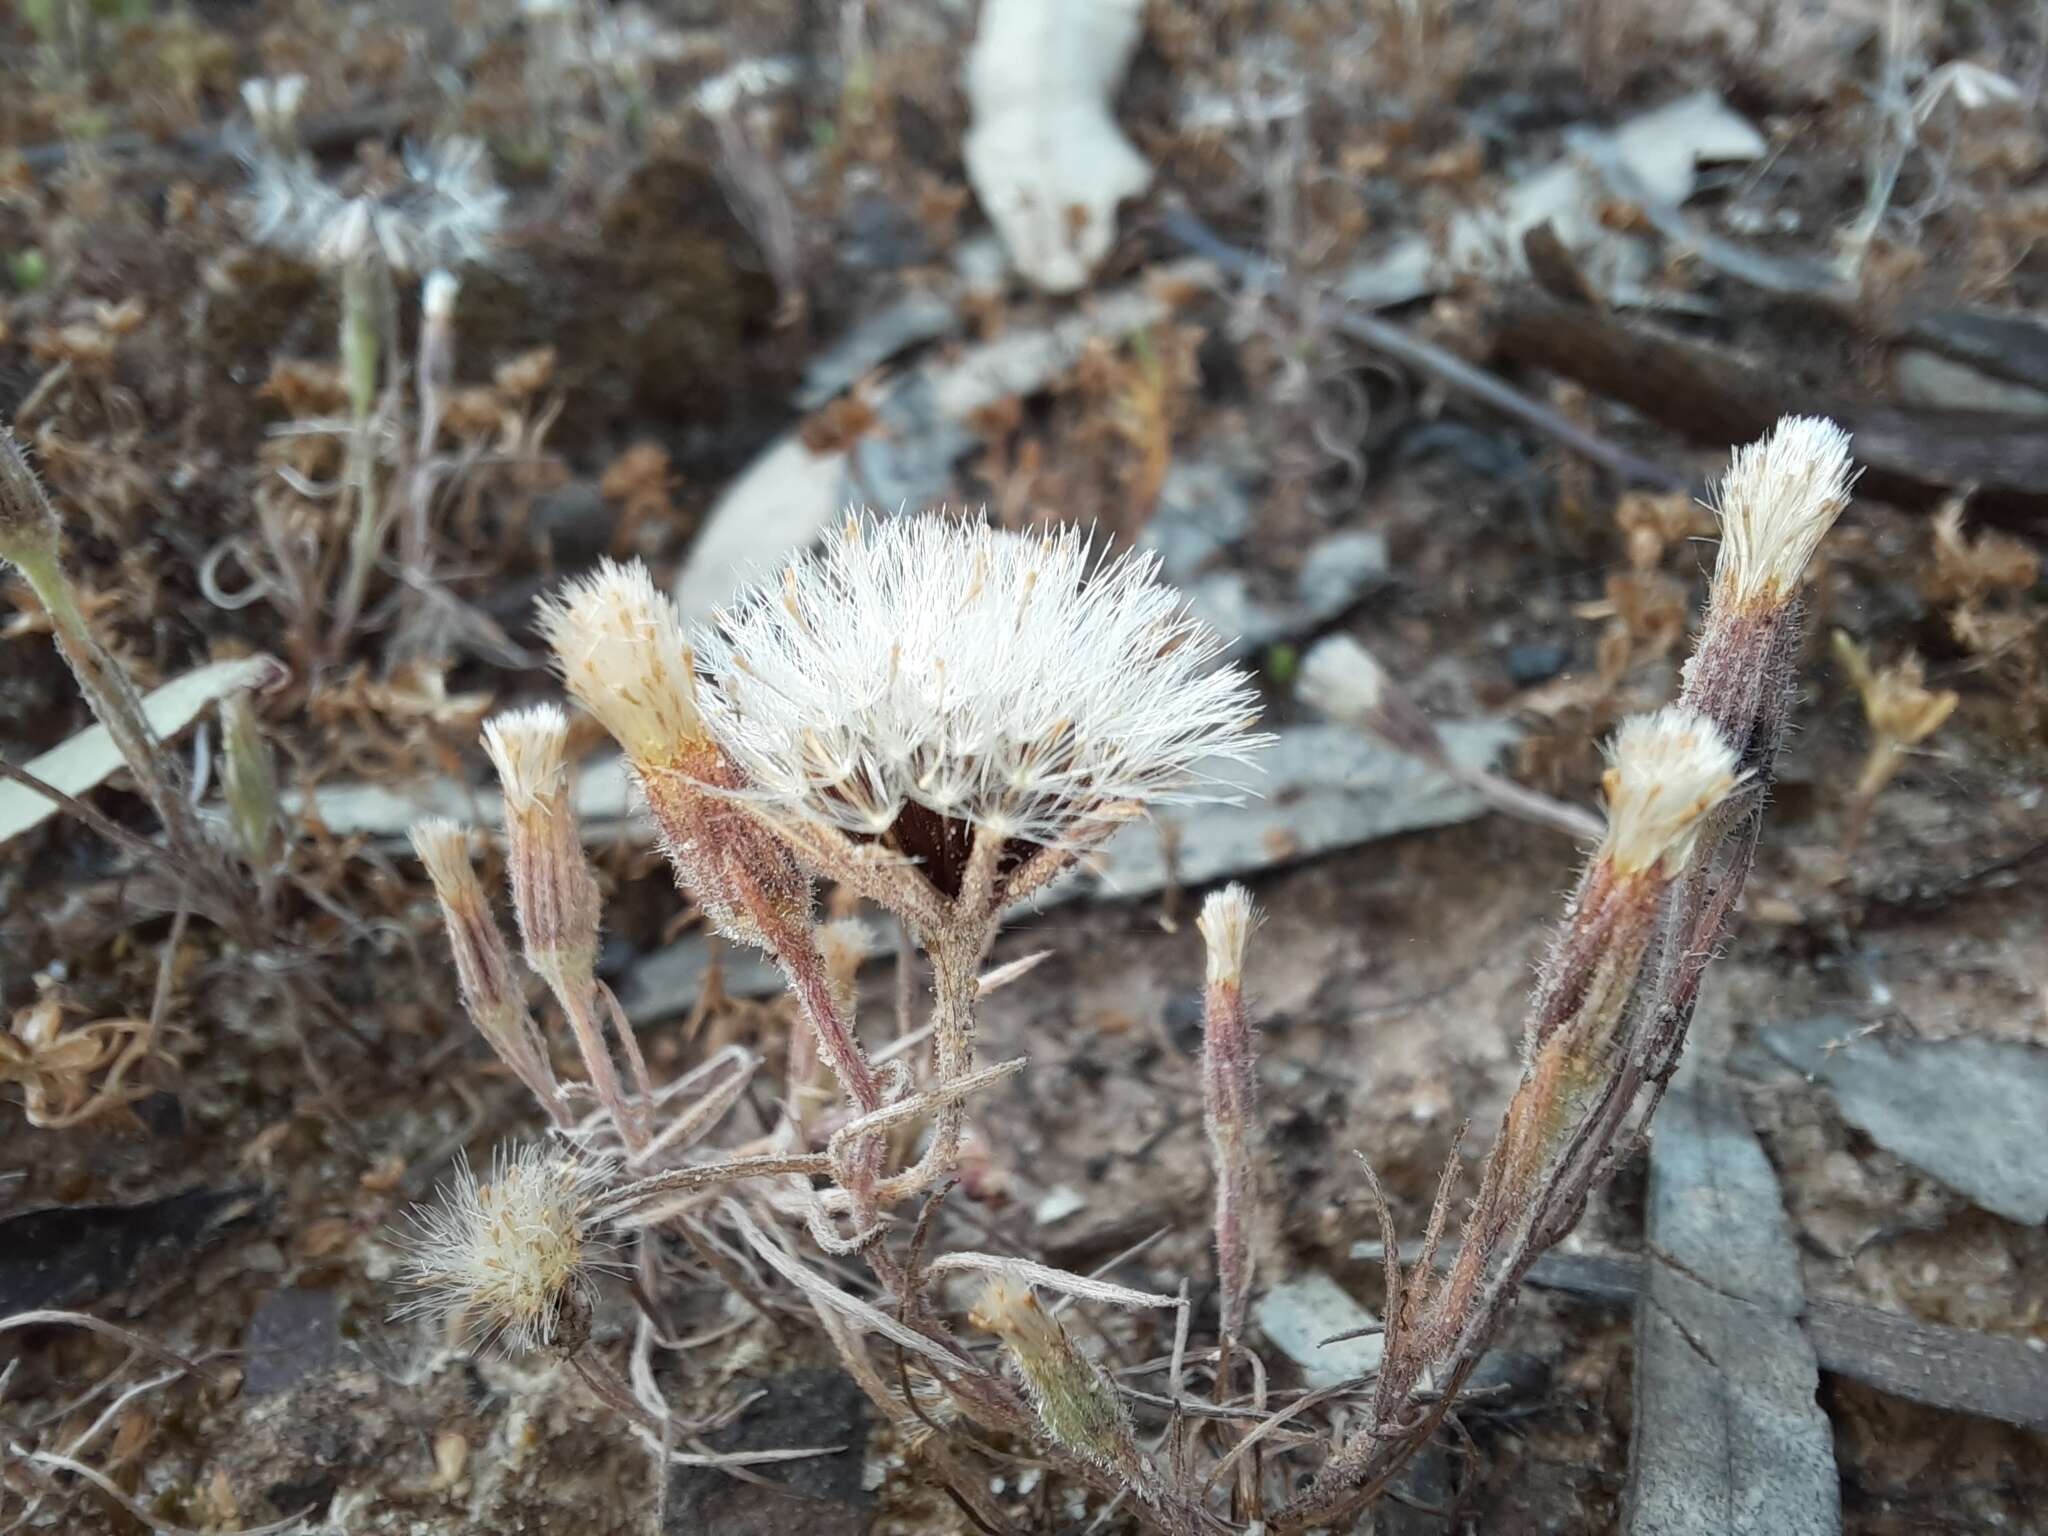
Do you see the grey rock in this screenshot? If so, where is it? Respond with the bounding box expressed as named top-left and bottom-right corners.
top-left (1068, 719), bottom-right (1510, 896)
top-left (1762, 1018), bottom-right (2048, 1225)
top-left (666, 1370), bottom-right (872, 1536)
top-left (1254, 1273), bottom-right (1385, 1389)
top-left (1182, 531), bottom-right (1392, 659)
top-left (847, 374), bottom-right (978, 512)
top-left (0, 1188), bottom-right (259, 1312)
top-left (1140, 459), bottom-right (1254, 583)
top-left (1645, 1070), bottom-right (1804, 1311)
top-left (621, 720), bottom-right (1512, 1023)
top-left (1896, 349), bottom-right (2048, 416)
top-left (798, 289), bottom-right (958, 409)
top-left (527, 480), bottom-right (617, 565)
top-left (1505, 640), bottom-right (1571, 687)
top-left (244, 1287), bottom-right (343, 1395)
top-left (1626, 1068), bottom-right (1839, 1536)
top-left (836, 193), bottom-right (935, 275)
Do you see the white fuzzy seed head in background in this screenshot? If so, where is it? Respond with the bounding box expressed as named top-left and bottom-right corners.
top-left (692, 514), bottom-right (1270, 855)
top-left (481, 705), bottom-right (571, 818)
top-left (239, 75), bottom-right (306, 139)
top-left (1298, 633), bottom-right (1387, 722)
top-left (1598, 706), bottom-right (1744, 877)
top-left (537, 558), bottom-right (704, 765)
top-left (240, 138), bottom-right (505, 274)
top-left (1197, 884), bottom-right (1259, 987)
top-left (396, 1144), bottom-right (611, 1356)
top-left (1709, 416), bottom-right (1856, 609)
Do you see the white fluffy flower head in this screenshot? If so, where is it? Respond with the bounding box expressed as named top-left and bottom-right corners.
top-left (241, 138), bottom-right (505, 274)
top-left (396, 1144), bottom-right (612, 1355)
top-left (1598, 706), bottom-right (1745, 877)
top-left (692, 514), bottom-right (1269, 889)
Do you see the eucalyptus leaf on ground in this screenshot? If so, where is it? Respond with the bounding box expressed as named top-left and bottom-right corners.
top-left (0, 654), bottom-right (287, 846)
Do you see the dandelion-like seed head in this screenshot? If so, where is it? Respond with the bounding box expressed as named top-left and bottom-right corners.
top-left (1598, 706), bottom-right (1744, 877)
top-left (537, 559), bottom-right (706, 766)
top-left (396, 1144), bottom-right (611, 1356)
top-left (1197, 884), bottom-right (1259, 988)
top-left (240, 137), bottom-right (506, 275)
top-left (1708, 416), bottom-right (1856, 610)
top-left (692, 514), bottom-right (1269, 900)
top-left (482, 704), bottom-right (571, 819)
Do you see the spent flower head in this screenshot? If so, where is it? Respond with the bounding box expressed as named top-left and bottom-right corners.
top-left (396, 1143), bottom-right (612, 1356)
top-left (241, 138), bottom-right (505, 274)
top-left (692, 513), bottom-right (1269, 893)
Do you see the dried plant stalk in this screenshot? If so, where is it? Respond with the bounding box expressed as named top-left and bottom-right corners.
top-left (1275, 416), bottom-right (1856, 1532)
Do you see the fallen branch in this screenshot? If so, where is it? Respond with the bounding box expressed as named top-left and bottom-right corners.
top-left (1493, 292), bottom-right (2048, 521)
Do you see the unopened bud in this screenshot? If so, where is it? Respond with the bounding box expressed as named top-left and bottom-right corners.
top-left (1527, 707), bottom-right (1741, 1062)
top-left (969, 1278), bottom-right (1146, 1481)
top-left (481, 705), bottom-right (601, 994)
top-left (1597, 706), bottom-right (1743, 878)
top-left (220, 690), bottom-right (283, 869)
top-left (410, 817), bottom-right (559, 1114)
top-left (240, 74), bottom-right (307, 148)
top-left (1706, 415), bottom-right (1855, 613)
top-left (1197, 883), bottom-right (1261, 1342)
top-left (536, 560), bottom-right (705, 767)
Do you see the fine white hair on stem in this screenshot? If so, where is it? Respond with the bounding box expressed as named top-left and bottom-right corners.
top-left (1197, 884), bottom-right (1259, 987)
top-left (1598, 706), bottom-right (1744, 877)
top-left (537, 558), bottom-right (704, 764)
top-left (481, 704), bottom-right (571, 817)
top-left (1708, 416), bottom-right (1856, 608)
top-left (394, 1144), bottom-right (614, 1356)
top-left (692, 513), bottom-right (1271, 851)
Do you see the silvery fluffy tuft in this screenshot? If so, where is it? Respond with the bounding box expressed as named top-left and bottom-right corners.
top-left (240, 137), bottom-right (506, 274)
top-left (692, 513), bottom-right (1269, 890)
top-left (395, 1143), bottom-right (613, 1356)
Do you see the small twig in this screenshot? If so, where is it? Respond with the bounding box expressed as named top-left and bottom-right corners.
top-left (0, 1313), bottom-right (222, 1383)
top-left (1159, 206), bottom-right (1685, 491)
top-left (11, 1447), bottom-right (309, 1536)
